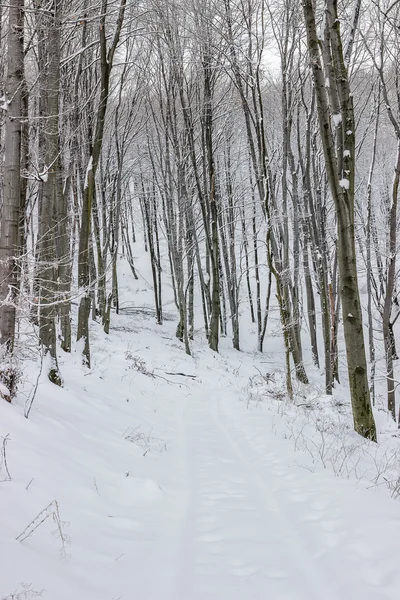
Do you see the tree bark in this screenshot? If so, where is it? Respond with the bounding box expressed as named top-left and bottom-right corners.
top-left (302, 0), bottom-right (376, 441)
top-left (77, 0), bottom-right (126, 366)
top-left (0, 0), bottom-right (24, 356)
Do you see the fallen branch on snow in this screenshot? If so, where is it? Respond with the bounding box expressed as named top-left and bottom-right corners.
top-left (164, 371), bottom-right (196, 379)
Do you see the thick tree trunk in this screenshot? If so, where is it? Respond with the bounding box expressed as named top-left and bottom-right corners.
top-left (0, 0), bottom-right (24, 357)
top-left (302, 0), bottom-right (376, 440)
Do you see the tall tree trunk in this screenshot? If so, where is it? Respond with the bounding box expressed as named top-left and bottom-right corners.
top-left (77, 0), bottom-right (126, 366)
top-left (204, 52), bottom-right (220, 352)
top-left (366, 87), bottom-right (380, 405)
top-left (0, 0), bottom-right (24, 361)
top-left (302, 0), bottom-right (376, 441)
top-left (37, 0), bottom-right (63, 385)
top-left (383, 144), bottom-right (400, 420)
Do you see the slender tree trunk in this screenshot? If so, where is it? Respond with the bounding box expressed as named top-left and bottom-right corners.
top-left (366, 88), bottom-right (380, 405)
top-left (77, 0), bottom-right (126, 366)
top-left (383, 143), bottom-right (400, 420)
top-left (241, 208), bottom-right (255, 323)
top-left (37, 0), bottom-right (63, 385)
top-left (205, 58), bottom-right (220, 352)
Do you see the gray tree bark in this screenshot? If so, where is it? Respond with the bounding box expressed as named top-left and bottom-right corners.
top-left (0, 0), bottom-right (24, 359)
top-left (37, 0), bottom-right (64, 385)
top-left (77, 0), bottom-right (126, 366)
top-left (302, 0), bottom-right (376, 441)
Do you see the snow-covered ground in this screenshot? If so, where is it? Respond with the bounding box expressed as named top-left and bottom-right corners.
top-left (2, 256), bottom-right (400, 599)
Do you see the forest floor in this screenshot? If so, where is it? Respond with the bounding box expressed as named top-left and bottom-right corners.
top-left (1, 259), bottom-right (400, 599)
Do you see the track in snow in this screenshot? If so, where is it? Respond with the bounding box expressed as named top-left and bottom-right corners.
top-left (173, 390), bottom-right (396, 600)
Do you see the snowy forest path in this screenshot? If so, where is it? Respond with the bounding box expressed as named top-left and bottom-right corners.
top-left (176, 388), bottom-right (343, 600)
top-left (3, 326), bottom-right (400, 600)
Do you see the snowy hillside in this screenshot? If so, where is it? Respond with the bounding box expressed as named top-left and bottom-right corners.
top-left (3, 0), bottom-right (400, 598)
top-left (1, 254), bottom-right (400, 600)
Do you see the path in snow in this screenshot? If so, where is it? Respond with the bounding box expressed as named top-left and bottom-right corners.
top-left (170, 387), bottom-right (399, 600)
top-left (2, 317), bottom-right (400, 600)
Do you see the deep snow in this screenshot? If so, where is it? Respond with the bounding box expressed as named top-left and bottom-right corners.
top-left (2, 257), bottom-right (400, 599)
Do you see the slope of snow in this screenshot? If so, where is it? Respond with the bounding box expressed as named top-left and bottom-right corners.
top-left (1, 259), bottom-right (400, 599)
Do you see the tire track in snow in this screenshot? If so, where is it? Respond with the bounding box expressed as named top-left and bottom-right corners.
top-left (210, 393), bottom-right (346, 600)
top-left (177, 391), bottom-right (339, 600)
top-left (213, 391), bottom-right (394, 600)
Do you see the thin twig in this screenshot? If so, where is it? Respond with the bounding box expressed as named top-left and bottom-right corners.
top-left (0, 434), bottom-right (11, 481)
top-left (24, 348), bottom-right (44, 419)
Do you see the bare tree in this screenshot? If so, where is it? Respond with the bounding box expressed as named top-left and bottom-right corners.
top-left (302, 0), bottom-right (377, 440)
top-left (77, 0), bottom-right (127, 367)
top-left (0, 0), bottom-right (24, 397)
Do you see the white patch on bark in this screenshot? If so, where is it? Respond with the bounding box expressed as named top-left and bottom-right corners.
top-left (318, 13), bottom-right (326, 39)
top-left (84, 156), bottom-right (93, 190)
top-left (339, 178), bottom-right (350, 189)
top-left (332, 113), bottom-right (342, 126)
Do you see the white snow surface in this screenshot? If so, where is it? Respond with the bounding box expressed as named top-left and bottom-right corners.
top-left (1, 260), bottom-right (400, 599)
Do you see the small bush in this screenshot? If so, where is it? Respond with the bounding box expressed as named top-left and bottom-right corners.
top-left (0, 361), bottom-right (21, 402)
